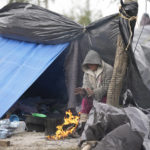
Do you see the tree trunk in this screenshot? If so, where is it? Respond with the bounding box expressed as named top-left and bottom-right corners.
top-left (107, 0), bottom-right (137, 107)
top-left (107, 35), bottom-right (127, 107)
top-left (45, 0), bottom-right (48, 9)
top-left (38, 0), bottom-right (40, 6)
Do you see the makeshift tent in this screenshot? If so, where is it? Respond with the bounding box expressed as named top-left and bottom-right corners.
top-left (0, 36), bottom-right (69, 118)
top-left (0, 1), bottom-right (149, 117)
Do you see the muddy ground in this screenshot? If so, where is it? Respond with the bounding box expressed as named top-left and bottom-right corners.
top-left (0, 132), bottom-right (80, 150)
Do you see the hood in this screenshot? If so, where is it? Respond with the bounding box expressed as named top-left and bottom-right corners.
top-left (82, 50), bottom-right (102, 71)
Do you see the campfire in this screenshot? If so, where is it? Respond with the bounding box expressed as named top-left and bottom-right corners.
top-left (47, 110), bottom-right (80, 140)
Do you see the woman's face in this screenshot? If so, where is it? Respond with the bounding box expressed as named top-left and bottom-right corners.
top-left (87, 64), bottom-right (98, 71)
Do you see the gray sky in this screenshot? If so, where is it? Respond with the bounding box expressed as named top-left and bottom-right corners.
top-left (0, 0), bottom-right (150, 27)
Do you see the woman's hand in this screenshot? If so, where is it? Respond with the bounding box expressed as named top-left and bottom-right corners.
top-left (86, 88), bottom-right (94, 97)
top-left (74, 87), bottom-right (86, 96)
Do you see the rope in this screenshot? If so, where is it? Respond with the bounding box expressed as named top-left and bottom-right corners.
top-left (119, 0), bottom-right (148, 55)
top-left (119, 13), bottom-right (137, 51)
top-left (83, 24), bottom-right (86, 33)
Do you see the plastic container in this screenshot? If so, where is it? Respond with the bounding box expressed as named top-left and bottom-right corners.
top-left (0, 119), bottom-right (10, 129)
top-left (10, 121), bottom-right (20, 129)
top-left (13, 121), bottom-right (26, 134)
top-left (0, 129), bottom-right (11, 139)
top-left (9, 114), bottom-right (19, 122)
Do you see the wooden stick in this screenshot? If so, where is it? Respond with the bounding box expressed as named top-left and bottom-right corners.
top-left (0, 140), bottom-right (10, 147)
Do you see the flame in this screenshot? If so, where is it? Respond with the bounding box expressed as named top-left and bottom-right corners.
top-left (47, 110), bottom-right (80, 140)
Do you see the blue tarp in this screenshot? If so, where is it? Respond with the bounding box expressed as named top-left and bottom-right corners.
top-left (0, 36), bottom-right (69, 118)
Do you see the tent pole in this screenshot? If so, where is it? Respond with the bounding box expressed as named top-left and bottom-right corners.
top-left (107, 35), bottom-right (127, 107)
top-left (107, 0), bottom-right (138, 107)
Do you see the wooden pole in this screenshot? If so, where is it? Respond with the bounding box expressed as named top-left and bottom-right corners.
top-left (107, 35), bottom-right (127, 107)
top-left (38, 0), bottom-right (40, 6)
top-left (45, 0), bottom-right (48, 9)
top-left (107, 0), bottom-right (137, 107)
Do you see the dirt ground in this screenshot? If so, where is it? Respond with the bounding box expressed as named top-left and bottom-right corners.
top-left (0, 132), bottom-right (80, 150)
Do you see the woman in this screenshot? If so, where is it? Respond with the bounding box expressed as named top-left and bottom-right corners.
top-left (75, 50), bottom-right (113, 133)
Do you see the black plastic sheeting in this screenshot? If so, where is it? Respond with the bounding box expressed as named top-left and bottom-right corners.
top-left (0, 3), bottom-right (84, 44)
top-left (133, 26), bottom-right (150, 90)
top-left (80, 101), bottom-right (150, 150)
top-left (92, 124), bottom-right (143, 150)
top-left (131, 26), bottom-right (150, 109)
top-left (0, 1), bottom-right (149, 109)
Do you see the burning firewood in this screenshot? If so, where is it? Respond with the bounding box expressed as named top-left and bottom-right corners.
top-left (47, 110), bottom-right (80, 140)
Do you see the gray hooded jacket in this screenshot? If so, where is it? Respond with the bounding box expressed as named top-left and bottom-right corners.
top-left (82, 50), bottom-right (113, 101)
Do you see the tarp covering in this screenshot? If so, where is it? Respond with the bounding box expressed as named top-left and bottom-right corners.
top-left (0, 3), bottom-right (83, 45)
top-left (0, 36), bottom-right (69, 118)
top-left (128, 25), bottom-right (150, 109)
top-left (80, 101), bottom-right (150, 150)
top-left (0, 1), bottom-right (150, 109)
top-left (133, 25), bottom-right (150, 90)
top-left (24, 49), bottom-right (69, 102)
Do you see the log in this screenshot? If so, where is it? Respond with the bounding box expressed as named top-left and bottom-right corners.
top-left (0, 140), bottom-right (10, 147)
top-left (82, 144), bottom-right (91, 150)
